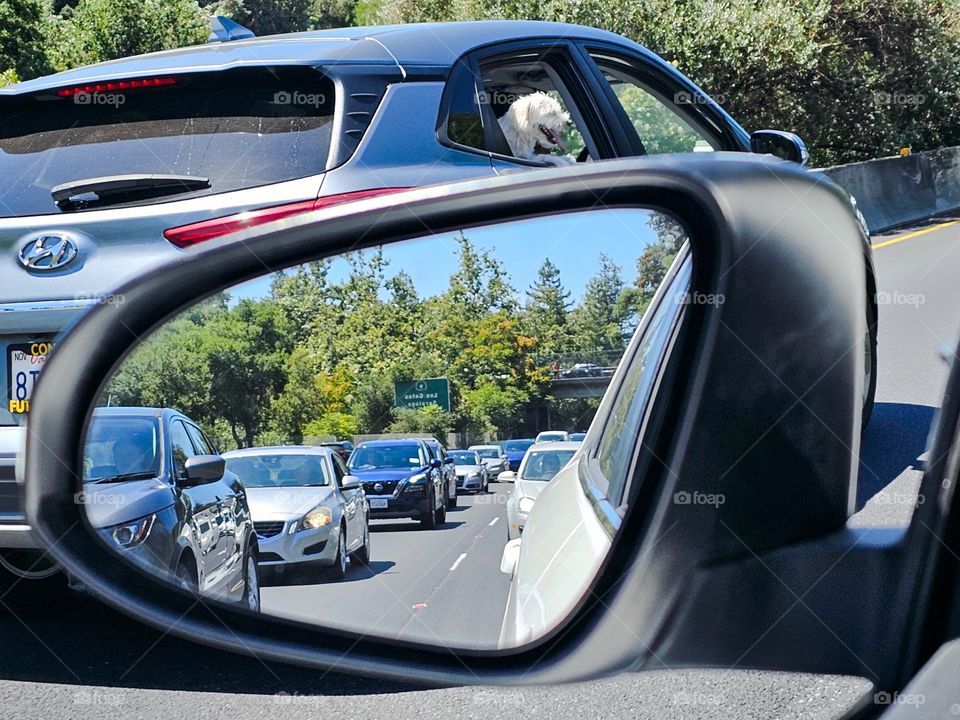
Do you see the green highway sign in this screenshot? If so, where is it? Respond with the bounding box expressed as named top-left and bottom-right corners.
top-left (394, 377), bottom-right (450, 412)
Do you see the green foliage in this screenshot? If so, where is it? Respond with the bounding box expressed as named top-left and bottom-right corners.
top-left (46, 0), bottom-right (208, 71)
top-left (388, 405), bottom-right (453, 437)
top-left (0, 0), bottom-right (49, 78)
top-left (0, 68), bottom-right (19, 87)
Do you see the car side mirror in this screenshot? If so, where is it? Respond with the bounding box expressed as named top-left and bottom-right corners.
top-left (340, 475), bottom-right (361, 491)
top-left (498, 470), bottom-right (516, 482)
top-left (444, 457), bottom-right (455, 465)
top-left (429, 459), bottom-right (442, 469)
top-left (500, 538), bottom-right (521, 575)
top-left (181, 455), bottom-right (225, 486)
top-left (750, 130), bottom-right (808, 166)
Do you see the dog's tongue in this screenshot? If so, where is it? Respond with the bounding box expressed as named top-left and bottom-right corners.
top-left (540, 124), bottom-right (566, 152)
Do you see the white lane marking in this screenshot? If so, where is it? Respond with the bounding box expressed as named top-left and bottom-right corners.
top-left (488, 516), bottom-right (500, 527)
top-left (449, 552), bottom-right (468, 572)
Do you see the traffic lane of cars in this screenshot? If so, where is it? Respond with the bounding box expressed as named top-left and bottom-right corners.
top-left (260, 483), bottom-right (514, 648)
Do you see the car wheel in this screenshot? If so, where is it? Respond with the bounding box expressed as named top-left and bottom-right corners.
top-left (862, 303), bottom-right (878, 430)
top-left (242, 544), bottom-right (260, 612)
top-left (327, 524), bottom-right (347, 581)
top-left (175, 559), bottom-right (198, 593)
top-left (352, 523), bottom-right (371, 566)
top-left (420, 490), bottom-right (438, 529)
top-left (447, 487), bottom-right (458, 509)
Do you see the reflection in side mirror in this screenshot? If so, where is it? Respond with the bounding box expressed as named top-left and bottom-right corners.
top-left (501, 538), bottom-right (522, 576)
top-left (750, 129), bottom-right (809, 166)
top-left (182, 455), bottom-right (225, 485)
top-left (82, 207), bottom-right (692, 649)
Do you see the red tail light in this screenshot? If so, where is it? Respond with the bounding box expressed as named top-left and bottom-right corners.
top-left (55, 77), bottom-right (177, 96)
top-left (163, 188), bottom-right (410, 249)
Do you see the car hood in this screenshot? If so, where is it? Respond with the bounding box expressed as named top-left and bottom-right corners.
top-left (351, 467), bottom-right (425, 483)
top-left (246, 486), bottom-right (338, 522)
top-left (83, 478), bottom-right (175, 529)
top-left (479, 458), bottom-right (503, 466)
top-left (455, 465), bottom-right (484, 475)
top-left (517, 479), bottom-right (549, 501)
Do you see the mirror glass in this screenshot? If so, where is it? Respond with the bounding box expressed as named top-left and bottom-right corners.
top-left (79, 207), bottom-right (692, 649)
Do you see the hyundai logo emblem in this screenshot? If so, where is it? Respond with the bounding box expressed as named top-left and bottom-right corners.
top-left (18, 234), bottom-right (79, 272)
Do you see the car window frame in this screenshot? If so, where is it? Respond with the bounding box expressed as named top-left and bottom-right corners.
top-left (580, 245), bottom-right (692, 532)
top-left (577, 43), bottom-right (746, 155)
top-left (438, 39), bottom-right (617, 166)
top-left (183, 421), bottom-right (213, 456)
top-left (168, 418), bottom-right (198, 481)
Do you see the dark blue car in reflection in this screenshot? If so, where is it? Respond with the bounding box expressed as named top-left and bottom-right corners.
top-left (81, 407), bottom-right (260, 611)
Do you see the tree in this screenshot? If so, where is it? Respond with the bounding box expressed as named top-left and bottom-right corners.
top-left (0, 0), bottom-right (49, 79)
top-left (568, 254), bottom-right (628, 361)
top-left (525, 258), bottom-right (572, 357)
top-left (388, 405), bottom-right (453, 438)
top-left (208, 0), bottom-right (312, 35)
top-left (47, 0), bottom-right (208, 71)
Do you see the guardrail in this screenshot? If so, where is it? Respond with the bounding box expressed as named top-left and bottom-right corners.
top-left (822, 146), bottom-right (960, 234)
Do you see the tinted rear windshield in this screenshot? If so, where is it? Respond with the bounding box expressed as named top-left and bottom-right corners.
top-left (0, 67), bottom-right (335, 217)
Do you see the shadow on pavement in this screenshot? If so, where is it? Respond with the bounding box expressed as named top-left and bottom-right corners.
top-left (262, 559), bottom-right (397, 586)
top-left (370, 521), bottom-right (465, 533)
top-left (857, 402), bottom-right (936, 508)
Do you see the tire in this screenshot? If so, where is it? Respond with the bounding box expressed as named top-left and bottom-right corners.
top-left (241, 544), bottom-right (260, 612)
top-left (420, 491), bottom-right (438, 529)
top-left (862, 303), bottom-right (878, 431)
top-left (327, 524), bottom-right (347, 581)
top-left (436, 498), bottom-right (447, 526)
top-left (447, 486), bottom-right (458, 509)
top-left (352, 522), bottom-right (371, 566)
top-left (175, 559), bottom-right (198, 593)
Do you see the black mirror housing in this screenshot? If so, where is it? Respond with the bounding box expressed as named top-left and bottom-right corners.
top-left (751, 129), bottom-right (809, 165)
top-left (181, 455), bottom-right (225, 486)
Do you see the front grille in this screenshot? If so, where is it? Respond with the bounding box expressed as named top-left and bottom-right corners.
top-left (362, 480), bottom-right (400, 496)
top-left (254, 521), bottom-right (285, 538)
top-left (0, 457), bottom-right (23, 517)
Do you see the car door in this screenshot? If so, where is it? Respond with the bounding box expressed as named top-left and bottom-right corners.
top-left (184, 421), bottom-right (240, 581)
top-left (575, 43), bottom-right (749, 156)
top-left (331, 453), bottom-right (361, 550)
top-left (168, 418), bottom-right (227, 594)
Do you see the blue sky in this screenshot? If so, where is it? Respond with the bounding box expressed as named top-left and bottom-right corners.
top-left (230, 208), bottom-right (664, 304)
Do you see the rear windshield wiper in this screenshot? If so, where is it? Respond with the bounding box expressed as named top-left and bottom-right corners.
top-left (52, 174), bottom-right (210, 211)
top-left (89, 471), bottom-right (159, 484)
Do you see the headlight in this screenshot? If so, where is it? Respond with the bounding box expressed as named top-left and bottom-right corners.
top-left (298, 506), bottom-right (332, 532)
top-left (468, 472), bottom-right (480, 480)
top-left (108, 514), bottom-right (155, 548)
top-left (407, 473), bottom-right (427, 484)
top-left (518, 497), bottom-right (536, 514)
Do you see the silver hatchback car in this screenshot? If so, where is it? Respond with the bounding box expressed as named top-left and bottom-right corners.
top-left (222, 446), bottom-right (370, 581)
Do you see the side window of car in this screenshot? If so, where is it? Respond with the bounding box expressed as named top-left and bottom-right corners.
top-left (184, 423), bottom-right (212, 455)
top-left (330, 455), bottom-right (347, 486)
top-left (477, 52), bottom-right (594, 163)
top-left (589, 52), bottom-right (720, 155)
top-left (169, 420), bottom-right (196, 479)
top-left (593, 253), bottom-right (692, 506)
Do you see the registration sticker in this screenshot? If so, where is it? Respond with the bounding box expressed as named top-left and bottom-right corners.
top-left (7, 342), bottom-right (54, 414)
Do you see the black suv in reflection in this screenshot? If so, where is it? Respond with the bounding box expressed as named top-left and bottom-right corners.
top-left (81, 407), bottom-right (260, 611)
top-left (347, 439), bottom-right (447, 528)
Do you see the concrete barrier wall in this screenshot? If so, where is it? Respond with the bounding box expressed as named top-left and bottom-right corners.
top-left (821, 147), bottom-right (960, 234)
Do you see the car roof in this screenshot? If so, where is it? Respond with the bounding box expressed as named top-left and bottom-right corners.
top-left (3, 21), bottom-right (635, 95)
top-left (355, 438), bottom-right (425, 447)
top-left (221, 445), bottom-right (335, 457)
top-left (528, 441), bottom-right (582, 451)
top-left (92, 406), bottom-right (170, 420)
top-left (468, 444), bottom-right (500, 449)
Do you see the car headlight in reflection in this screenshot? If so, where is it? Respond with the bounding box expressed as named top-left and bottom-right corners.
top-left (518, 497), bottom-right (536, 514)
top-left (298, 506), bottom-right (332, 531)
top-left (407, 473), bottom-right (427, 484)
top-left (108, 514), bottom-right (155, 548)
top-left (467, 472), bottom-right (480, 480)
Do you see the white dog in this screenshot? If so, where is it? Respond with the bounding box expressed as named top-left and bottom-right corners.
top-left (498, 91), bottom-right (576, 165)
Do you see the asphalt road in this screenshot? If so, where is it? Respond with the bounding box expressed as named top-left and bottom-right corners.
top-left (2, 216), bottom-right (960, 719)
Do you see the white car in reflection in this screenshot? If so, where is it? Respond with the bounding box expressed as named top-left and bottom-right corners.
top-left (503, 442), bottom-right (580, 540)
top-left (222, 446), bottom-right (370, 581)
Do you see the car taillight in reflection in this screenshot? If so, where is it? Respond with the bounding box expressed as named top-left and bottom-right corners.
top-left (163, 188), bottom-right (410, 249)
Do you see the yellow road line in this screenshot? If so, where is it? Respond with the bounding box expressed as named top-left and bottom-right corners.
top-left (873, 220), bottom-right (959, 249)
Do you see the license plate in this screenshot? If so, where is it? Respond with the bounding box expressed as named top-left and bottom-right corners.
top-left (7, 341), bottom-right (54, 414)
top-left (370, 498), bottom-right (388, 509)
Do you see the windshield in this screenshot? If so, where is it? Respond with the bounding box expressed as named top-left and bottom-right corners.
top-left (350, 445), bottom-right (423, 470)
top-left (503, 440), bottom-right (534, 452)
top-left (0, 67), bottom-right (334, 217)
top-left (224, 454), bottom-right (330, 488)
top-left (538, 432), bottom-right (567, 442)
top-left (450, 451), bottom-right (480, 464)
top-left (83, 417), bottom-right (160, 482)
top-left (521, 449), bottom-right (576, 481)
top-left (473, 448), bottom-right (499, 459)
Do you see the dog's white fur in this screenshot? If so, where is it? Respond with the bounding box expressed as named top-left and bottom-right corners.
top-left (498, 91), bottom-right (575, 165)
